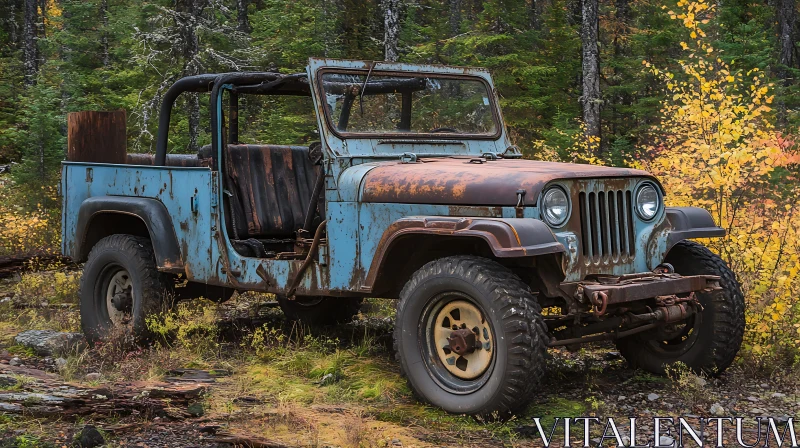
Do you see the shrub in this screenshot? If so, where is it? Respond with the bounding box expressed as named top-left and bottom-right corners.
top-left (643, 0), bottom-right (800, 366)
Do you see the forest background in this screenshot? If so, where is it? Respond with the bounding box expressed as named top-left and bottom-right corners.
top-left (0, 0), bottom-right (799, 365)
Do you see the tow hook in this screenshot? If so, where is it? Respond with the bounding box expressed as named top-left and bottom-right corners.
top-left (590, 291), bottom-right (608, 316)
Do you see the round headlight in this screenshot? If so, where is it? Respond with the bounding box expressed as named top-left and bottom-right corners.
top-left (635, 183), bottom-right (660, 221)
top-left (542, 187), bottom-right (570, 227)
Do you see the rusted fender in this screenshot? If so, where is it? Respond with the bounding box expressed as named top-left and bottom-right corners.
top-left (665, 207), bottom-right (725, 249)
top-left (363, 216), bottom-right (565, 290)
top-left (74, 196), bottom-right (184, 271)
top-left (361, 158), bottom-right (656, 206)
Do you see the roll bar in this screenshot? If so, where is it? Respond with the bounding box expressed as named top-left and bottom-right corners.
top-left (154, 72), bottom-right (309, 166)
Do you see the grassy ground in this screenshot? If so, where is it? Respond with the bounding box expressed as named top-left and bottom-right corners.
top-left (1, 269), bottom-right (799, 447)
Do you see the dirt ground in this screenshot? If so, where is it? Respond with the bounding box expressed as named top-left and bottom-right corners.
top-left (1, 269), bottom-right (797, 448)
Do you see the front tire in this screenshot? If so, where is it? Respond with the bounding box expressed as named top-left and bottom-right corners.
top-left (616, 240), bottom-right (745, 375)
top-left (80, 235), bottom-right (173, 343)
top-left (393, 256), bottom-right (548, 417)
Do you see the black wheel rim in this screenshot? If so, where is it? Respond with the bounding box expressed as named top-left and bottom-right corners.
top-left (644, 301), bottom-right (703, 356)
top-left (419, 291), bottom-right (496, 395)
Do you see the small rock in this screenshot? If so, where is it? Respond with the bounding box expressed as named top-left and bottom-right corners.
top-left (710, 403), bottom-right (725, 416)
top-left (187, 402), bottom-right (205, 417)
top-left (0, 375), bottom-right (18, 389)
top-left (620, 436), bottom-right (631, 446)
top-left (760, 383), bottom-right (769, 389)
top-left (55, 357), bottom-right (68, 370)
top-left (391, 438), bottom-right (402, 446)
top-left (693, 376), bottom-right (707, 387)
top-left (618, 395), bottom-right (627, 401)
top-left (750, 408), bottom-right (766, 415)
top-left (319, 373), bottom-right (336, 386)
top-left (605, 351), bottom-right (622, 360)
top-left (73, 424), bottom-right (104, 448)
top-left (591, 437), bottom-right (602, 445)
top-left (84, 372), bottom-right (101, 382)
top-left (648, 393), bottom-right (660, 401)
top-left (659, 435), bottom-right (675, 446)
top-left (776, 415), bottom-right (791, 424)
top-left (199, 425), bottom-right (219, 435)
top-left (8, 357), bottom-right (19, 366)
top-left (747, 396), bottom-right (760, 402)
top-left (14, 330), bottom-right (86, 356)
top-left (772, 392), bottom-right (786, 399)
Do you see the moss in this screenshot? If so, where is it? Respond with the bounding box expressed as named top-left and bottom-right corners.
top-left (6, 344), bottom-right (36, 357)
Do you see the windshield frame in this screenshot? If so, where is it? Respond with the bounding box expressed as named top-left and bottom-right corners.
top-left (314, 68), bottom-right (503, 140)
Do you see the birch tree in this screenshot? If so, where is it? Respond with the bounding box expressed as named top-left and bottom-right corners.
top-left (776, 0), bottom-right (795, 124)
top-left (383, 0), bottom-right (400, 62)
top-left (581, 0), bottom-right (601, 152)
top-left (22, 0), bottom-right (38, 85)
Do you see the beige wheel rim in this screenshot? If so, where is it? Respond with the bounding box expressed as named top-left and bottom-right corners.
top-left (431, 300), bottom-right (494, 380)
top-left (106, 269), bottom-right (133, 326)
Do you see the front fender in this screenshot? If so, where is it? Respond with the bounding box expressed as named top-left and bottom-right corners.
top-left (363, 216), bottom-right (565, 290)
top-left (75, 196), bottom-right (184, 271)
top-left (665, 207), bottom-right (726, 250)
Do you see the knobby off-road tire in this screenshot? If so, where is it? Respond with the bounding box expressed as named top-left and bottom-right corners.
top-left (277, 296), bottom-right (363, 326)
top-left (393, 256), bottom-right (548, 417)
top-left (617, 240), bottom-right (745, 376)
top-left (80, 235), bottom-right (173, 343)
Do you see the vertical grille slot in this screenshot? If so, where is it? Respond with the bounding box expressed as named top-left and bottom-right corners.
top-left (579, 187), bottom-right (635, 263)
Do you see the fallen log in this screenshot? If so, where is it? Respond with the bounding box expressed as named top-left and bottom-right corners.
top-left (0, 254), bottom-right (73, 279)
top-left (0, 363), bottom-right (207, 419)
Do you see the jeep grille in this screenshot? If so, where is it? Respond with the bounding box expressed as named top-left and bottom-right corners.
top-left (578, 188), bottom-right (635, 263)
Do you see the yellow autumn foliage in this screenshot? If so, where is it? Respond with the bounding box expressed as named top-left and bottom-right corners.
top-left (0, 176), bottom-right (61, 256)
top-left (644, 0), bottom-right (800, 364)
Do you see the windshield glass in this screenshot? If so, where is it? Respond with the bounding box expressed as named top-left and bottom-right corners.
top-left (319, 72), bottom-right (498, 136)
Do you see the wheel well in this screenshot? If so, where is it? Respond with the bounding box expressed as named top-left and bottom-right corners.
top-left (80, 213), bottom-right (150, 261)
top-left (370, 235), bottom-right (536, 298)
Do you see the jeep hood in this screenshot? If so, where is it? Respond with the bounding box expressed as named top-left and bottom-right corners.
top-left (360, 157), bottom-right (657, 206)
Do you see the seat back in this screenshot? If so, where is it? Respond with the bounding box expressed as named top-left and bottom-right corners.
top-left (224, 144), bottom-right (317, 238)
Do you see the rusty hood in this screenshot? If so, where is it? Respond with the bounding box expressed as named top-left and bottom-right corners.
top-left (360, 157), bottom-right (657, 206)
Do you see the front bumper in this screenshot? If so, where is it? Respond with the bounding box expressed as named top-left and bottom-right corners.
top-left (579, 273), bottom-right (720, 306)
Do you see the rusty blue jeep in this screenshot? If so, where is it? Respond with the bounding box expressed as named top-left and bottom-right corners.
top-left (61, 58), bottom-right (744, 416)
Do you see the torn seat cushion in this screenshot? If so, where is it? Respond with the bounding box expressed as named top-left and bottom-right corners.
top-left (224, 144), bottom-right (317, 238)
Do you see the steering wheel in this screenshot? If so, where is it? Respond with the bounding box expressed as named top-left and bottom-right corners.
top-left (429, 127), bottom-right (459, 133)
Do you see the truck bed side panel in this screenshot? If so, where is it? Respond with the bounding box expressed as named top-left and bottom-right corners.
top-left (61, 162), bottom-right (217, 282)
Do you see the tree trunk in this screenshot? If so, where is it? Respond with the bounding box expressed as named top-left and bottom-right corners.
top-left (449, 0), bottom-right (461, 36)
top-left (22, 0), bottom-right (38, 86)
top-left (528, 0), bottom-right (539, 30)
top-left (236, 0), bottom-right (250, 33)
top-left (581, 0), bottom-right (601, 153)
top-left (7, 0), bottom-right (19, 45)
top-left (777, 0), bottom-right (795, 124)
top-left (383, 0), bottom-right (400, 62)
top-left (101, 0), bottom-right (109, 67)
top-left (177, 0), bottom-right (202, 152)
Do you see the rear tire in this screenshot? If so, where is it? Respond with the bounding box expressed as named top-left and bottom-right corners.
top-left (80, 235), bottom-right (173, 343)
top-left (616, 240), bottom-right (745, 376)
top-left (393, 256), bottom-right (547, 417)
top-left (277, 295), bottom-right (362, 325)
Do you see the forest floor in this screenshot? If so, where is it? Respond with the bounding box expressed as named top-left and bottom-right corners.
top-left (0, 265), bottom-right (798, 448)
